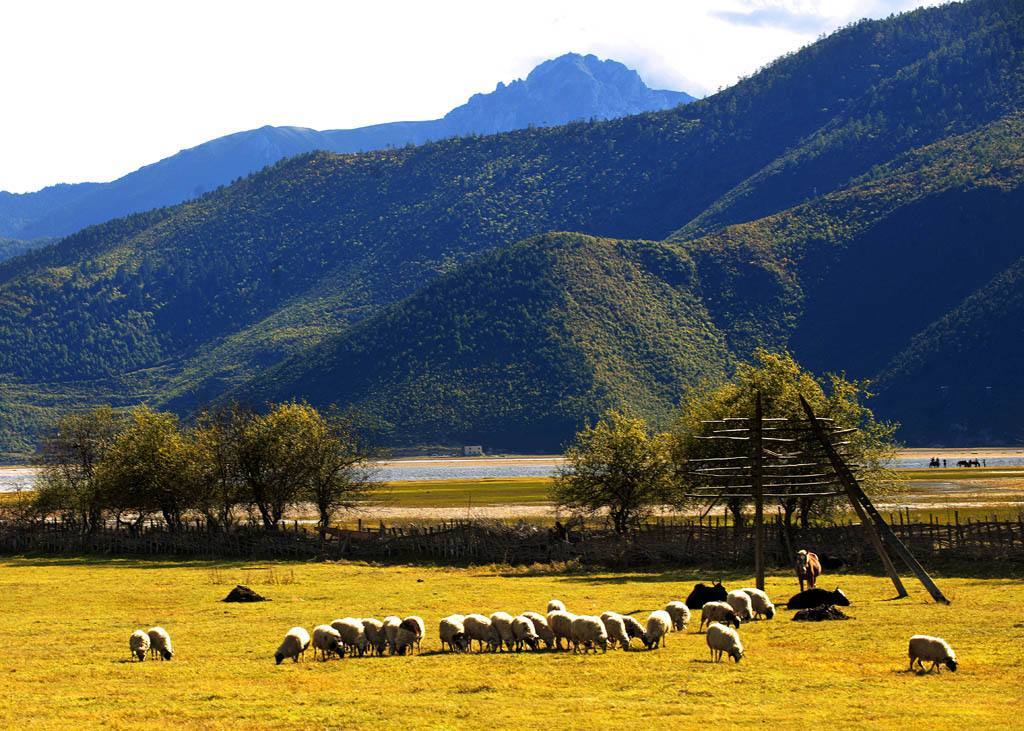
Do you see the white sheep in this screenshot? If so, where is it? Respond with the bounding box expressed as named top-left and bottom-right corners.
top-left (406, 616), bottom-right (426, 653)
top-left (644, 610), bottom-right (672, 649)
top-left (700, 601), bottom-right (741, 631)
top-left (147, 627), bottom-right (173, 661)
top-left (726, 590), bottom-right (754, 622)
top-left (382, 616), bottom-right (403, 655)
top-left (547, 599), bottom-right (566, 613)
top-left (511, 615), bottom-right (541, 651)
top-left (665, 601), bottom-right (691, 631)
top-left (706, 622), bottom-right (744, 663)
top-left (362, 618), bottom-right (387, 656)
top-left (331, 618), bottom-right (368, 656)
top-left (571, 615), bottom-right (608, 653)
top-left (489, 611), bottom-right (516, 652)
top-left (312, 624), bottom-right (344, 661)
top-left (275, 626), bottom-right (310, 665)
top-left (129, 629), bottom-right (150, 662)
top-left (740, 588), bottom-right (776, 620)
top-left (393, 617), bottom-right (421, 656)
top-left (547, 610), bottom-right (576, 651)
top-left (599, 612), bottom-right (632, 650)
top-left (620, 614), bottom-right (648, 646)
top-left (521, 611), bottom-right (555, 649)
top-left (439, 614), bottom-right (470, 653)
top-left (463, 614), bottom-right (495, 652)
top-left (909, 635), bottom-right (958, 673)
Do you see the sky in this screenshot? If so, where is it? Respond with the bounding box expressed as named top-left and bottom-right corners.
top-left (0, 0), bottom-right (940, 193)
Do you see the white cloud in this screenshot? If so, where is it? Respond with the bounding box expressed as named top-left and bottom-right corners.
top-left (0, 0), bottom-right (940, 193)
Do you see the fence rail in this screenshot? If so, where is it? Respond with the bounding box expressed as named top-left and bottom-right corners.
top-left (1, 513), bottom-right (1021, 567)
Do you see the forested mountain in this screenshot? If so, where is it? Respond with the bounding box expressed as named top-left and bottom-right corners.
top-left (245, 233), bottom-right (733, 450)
top-left (0, 53), bottom-right (692, 241)
top-left (0, 0), bottom-right (1021, 454)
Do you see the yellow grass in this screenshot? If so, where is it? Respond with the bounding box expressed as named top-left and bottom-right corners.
top-left (0, 558), bottom-right (1021, 729)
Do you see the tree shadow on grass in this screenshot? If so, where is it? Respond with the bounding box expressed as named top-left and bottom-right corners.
top-left (0, 554), bottom-right (291, 570)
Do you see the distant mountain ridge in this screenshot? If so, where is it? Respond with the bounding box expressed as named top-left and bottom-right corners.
top-left (0, 0), bottom-right (1021, 455)
top-left (0, 53), bottom-right (693, 242)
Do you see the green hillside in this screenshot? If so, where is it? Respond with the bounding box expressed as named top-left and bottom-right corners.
top-left (0, 0), bottom-right (1022, 453)
top-left (244, 233), bottom-right (732, 449)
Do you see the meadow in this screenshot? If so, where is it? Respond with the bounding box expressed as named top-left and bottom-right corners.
top-left (0, 557), bottom-right (1021, 729)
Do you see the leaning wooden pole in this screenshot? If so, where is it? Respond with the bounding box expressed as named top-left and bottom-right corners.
top-left (798, 395), bottom-right (909, 600)
top-left (752, 392), bottom-right (765, 591)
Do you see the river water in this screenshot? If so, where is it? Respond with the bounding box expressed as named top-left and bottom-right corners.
top-left (3, 456), bottom-right (1024, 492)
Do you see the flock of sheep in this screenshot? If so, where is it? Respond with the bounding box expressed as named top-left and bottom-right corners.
top-left (128, 583), bottom-right (958, 675)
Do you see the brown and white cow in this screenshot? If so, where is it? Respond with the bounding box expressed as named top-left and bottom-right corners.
top-left (795, 549), bottom-right (822, 592)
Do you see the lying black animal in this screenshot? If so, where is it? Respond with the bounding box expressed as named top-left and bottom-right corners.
top-left (685, 581), bottom-right (727, 609)
top-left (792, 604), bottom-right (851, 622)
top-left (787, 587), bottom-right (850, 610)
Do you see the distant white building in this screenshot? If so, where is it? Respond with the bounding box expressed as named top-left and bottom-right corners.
top-left (463, 445), bottom-right (484, 456)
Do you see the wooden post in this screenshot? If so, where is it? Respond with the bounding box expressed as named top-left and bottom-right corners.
top-left (800, 395), bottom-right (951, 604)
top-left (798, 395), bottom-right (908, 599)
top-left (752, 392), bottom-right (765, 591)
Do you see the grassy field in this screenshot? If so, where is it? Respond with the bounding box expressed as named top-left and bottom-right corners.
top-left (0, 558), bottom-right (1020, 729)
top-left (373, 478), bottom-right (552, 507)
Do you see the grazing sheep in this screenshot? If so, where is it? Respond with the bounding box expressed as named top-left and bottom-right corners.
top-left (463, 614), bottom-right (495, 652)
top-left (664, 601), bottom-right (691, 631)
top-left (685, 581), bottom-right (727, 609)
top-left (312, 625), bottom-right (344, 661)
top-left (382, 616), bottom-right (403, 655)
top-left (511, 615), bottom-right (541, 651)
top-left (404, 616), bottom-right (426, 653)
top-left (726, 590), bottom-right (754, 622)
top-left (571, 615), bottom-right (608, 653)
top-left (620, 614), bottom-right (648, 646)
top-left (547, 599), bottom-right (566, 613)
top-left (439, 614), bottom-right (471, 653)
top-left (362, 618), bottom-right (387, 656)
top-left (699, 601), bottom-right (741, 631)
top-left (796, 549), bottom-right (823, 591)
top-left (391, 617), bottom-right (422, 656)
top-left (909, 635), bottom-right (957, 673)
top-left (547, 610), bottom-right (577, 651)
top-left (740, 588), bottom-right (776, 620)
top-left (391, 618), bottom-right (421, 656)
top-left (786, 587), bottom-right (849, 610)
top-left (489, 612), bottom-right (516, 652)
top-left (644, 610), bottom-right (672, 649)
top-left (331, 618), bottom-right (368, 657)
top-left (706, 622), bottom-right (744, 663)
top-left (522, 611), bottom-right (555, 649)
top-left (147, 627), bottom-right (173, 661)
top-left (129, 630), bottom-right (150, 662)
top-left (275, 627), bottom-right (310, 665)
top-left (600, 612), bottom-right (632, 650)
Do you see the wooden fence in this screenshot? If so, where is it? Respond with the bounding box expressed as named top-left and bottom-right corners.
top-left (1, 513), bottom-right (1021, 567)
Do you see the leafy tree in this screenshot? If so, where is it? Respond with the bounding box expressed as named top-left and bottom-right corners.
top-left (96, 406), bottom-right (190, 531)
top-left (185, 406), bottom-right (247, 531)
top-left (234, 402), bottom-right (318, 530)
top-left (34, 406), bottom-right (120, 532)
top-left (302, 407), bottom-right (376, 546)
top-left (551, 410), bottom-right (675, 535)
top-left (668, 349), bottom-right (899, 528)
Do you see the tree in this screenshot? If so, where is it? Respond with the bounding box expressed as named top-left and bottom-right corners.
top-left (668, 349), bottom-right (899, 529)
top-left (34, 406), bottom-right (120, 532)
top-left (186, 406), bottom-right (247, 532)
top-left (234, 402), bottom-right (318, 530)
top-left (96, 406), bottom-right (190, 531)
top-left (302, 407), bottom-right (375, 547)
top-left (551, 410), bottom-right (675, 535)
